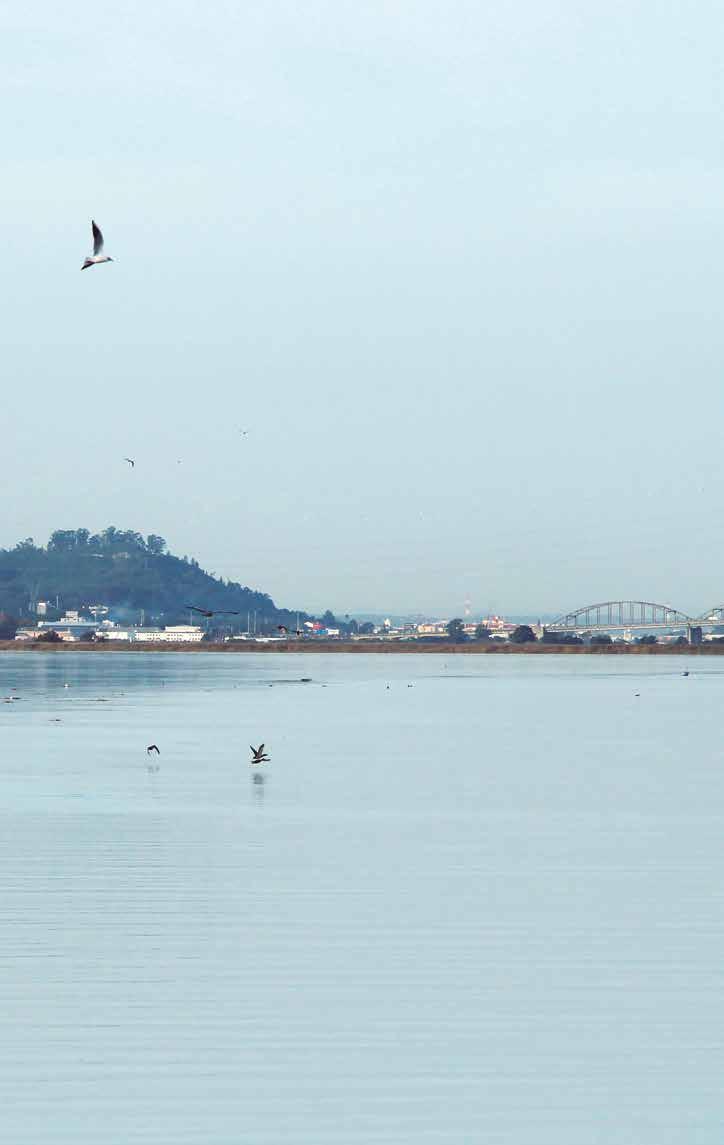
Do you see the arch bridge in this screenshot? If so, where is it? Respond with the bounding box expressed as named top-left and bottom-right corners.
top-left (696, 606), bottom-right (724, 624)
top-left (549, 601), bottom-right (692, 632)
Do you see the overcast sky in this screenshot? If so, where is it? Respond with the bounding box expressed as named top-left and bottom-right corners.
top-left (2, 1), bottom-right (724, 617)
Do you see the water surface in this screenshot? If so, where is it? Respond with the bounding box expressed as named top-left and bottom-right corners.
top-left (1, 652), bottom-right (722, 1143)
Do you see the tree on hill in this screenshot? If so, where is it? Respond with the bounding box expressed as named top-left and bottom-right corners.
top-left (474, 623), bottom-right (491, 641)
top-left (0, 526), bottom-right (328, 632)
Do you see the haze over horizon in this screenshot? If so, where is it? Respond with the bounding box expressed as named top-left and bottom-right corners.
top-left (4, 2), bottom-right (724, 617)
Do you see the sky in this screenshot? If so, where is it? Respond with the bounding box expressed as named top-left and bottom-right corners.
top-left (2, 0), bottom-right (724, 617)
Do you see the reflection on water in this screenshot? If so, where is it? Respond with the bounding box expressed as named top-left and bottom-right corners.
top-left (1, 651), bottom-right (724, 1144)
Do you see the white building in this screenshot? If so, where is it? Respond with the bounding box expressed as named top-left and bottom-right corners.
top-left (105, 625), bottom-right (204, 643)
top-left (16, 620), bottom-right (204, 644)
top-left (137, 625), bottom-right (203, 643)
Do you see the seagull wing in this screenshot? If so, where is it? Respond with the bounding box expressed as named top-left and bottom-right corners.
top-left (91, 220), bottom-right (104, 256)
top-left (258, 744), bottom-right (264, 754)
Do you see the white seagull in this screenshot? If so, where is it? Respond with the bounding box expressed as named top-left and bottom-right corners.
top-left (81, 221), bottom-right (114, 270)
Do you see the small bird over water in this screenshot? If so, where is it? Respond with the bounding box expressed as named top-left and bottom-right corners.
top-left (250, 744), bottom-right (270, 764)
top-left (81, 220), bottom-right (114, 270)
top-left (146, 744), bottom-right (160, 754)
top-left (124, 457), bottom-right (135, 468)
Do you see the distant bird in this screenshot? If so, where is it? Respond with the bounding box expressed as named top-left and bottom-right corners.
top-left (683, 670), bottom-right (690, 677)
top-left (277, 625), bottom-right (288, 634)
top-left (124, 457), bottom-right (135, 468)
top-left (186, 604), bottom-right (240, 618)
top-left (81, 220), bottom-right (114, 270)
top-left (146, 744), bottom-right (160, 754)
top-left (250, 744), bottom-right (270, 764)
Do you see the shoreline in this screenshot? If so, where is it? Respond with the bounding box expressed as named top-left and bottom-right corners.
top-left (1, 640), bottom-right (721, 655)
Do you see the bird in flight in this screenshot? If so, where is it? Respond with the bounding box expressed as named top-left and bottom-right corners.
top-left (124, 457), bottom-right (135, 468)
top-left (82, 220), bottom-right (114, 270)
top-left (186, 604), bottom-right (240, 618)
top-left (250, 744), bottom-right (270, 764)
top-left (146, 744), bottom-right (160, 754)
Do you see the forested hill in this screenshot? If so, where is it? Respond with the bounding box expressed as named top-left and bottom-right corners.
top-left (0, 528), bottom-right (321, 631)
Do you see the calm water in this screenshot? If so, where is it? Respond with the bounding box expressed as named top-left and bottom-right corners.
top-left (1, 651), bottom-right (723, 1144)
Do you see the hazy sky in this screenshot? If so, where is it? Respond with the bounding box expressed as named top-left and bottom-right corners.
top-left (3, 1), bottom-right (724, 616)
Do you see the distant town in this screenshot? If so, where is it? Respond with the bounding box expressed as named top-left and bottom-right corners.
top-left (4, 529), bottom-right (723, 649)
top-left (11, 604), bottom-right (724, 646)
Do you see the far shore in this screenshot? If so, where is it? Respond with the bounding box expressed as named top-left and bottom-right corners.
top-left (1, 640), bottom-right (721, 655)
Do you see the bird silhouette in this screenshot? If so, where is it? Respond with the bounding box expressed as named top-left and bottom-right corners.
top-left (146, 744), bottom-right (160, 754)
top-left (124, 457), bottom-right (135, 468)
top-left (186, 604), bottom-right (240, 618)
top-left (81, 220), bottom-right (114, 269)
top-left (250, 744), bottom-right (270, 764)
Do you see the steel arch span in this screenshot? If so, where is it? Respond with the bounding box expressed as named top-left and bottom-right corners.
top-left (696, 606), bottom-right (724, 623)
top-left (549, 601), bottom-right (692, 631)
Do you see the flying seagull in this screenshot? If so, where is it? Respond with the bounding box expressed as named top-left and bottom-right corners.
top-left (81, 220), bottom-right (114, 270)
top-left (250, 744), bottom-right (270, 764)
top-left (124, 457), bottom-right (135, 468)
top-left (186, 604), bottom-right (240, 618)
top-left (146, 744), bottom-right (160, 754)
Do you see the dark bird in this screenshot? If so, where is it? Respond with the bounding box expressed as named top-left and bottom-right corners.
top-left (146, 744), bottom-right (160, 754)
top-left (250, 744), bottom-right (270, 764)
top-left (683, 670), bottom-right (690, 677)
top-left (81, 220), bottom-right (114, 269)
top-left (186, 604), bottom-right (240, 618)
top-left (124, 457), bottom-right (135, 468)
